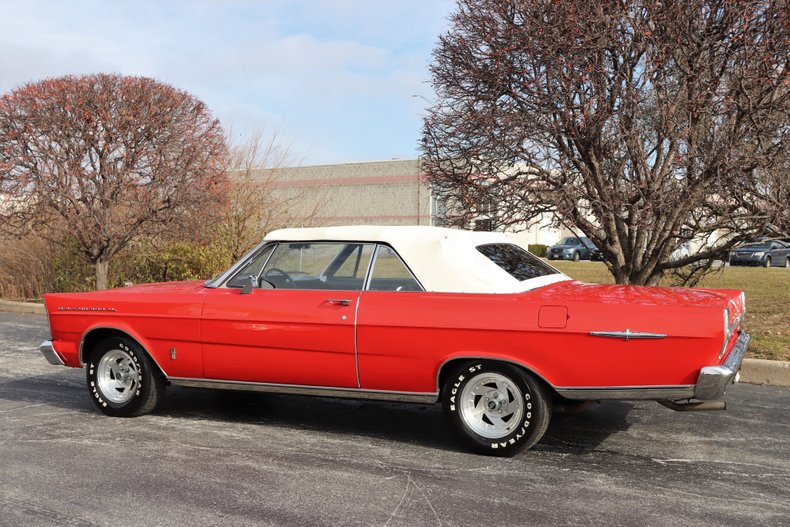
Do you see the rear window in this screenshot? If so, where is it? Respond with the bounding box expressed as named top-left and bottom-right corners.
top-left (477, 243), bottom-right (559, 281)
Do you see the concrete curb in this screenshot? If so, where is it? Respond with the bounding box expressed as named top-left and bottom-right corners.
top-left (0, 299), bottom-right (45, 315)
top-left (0, 297), bottom-right (787, 387)
top-left (740, 358), bottom-right (790, 388)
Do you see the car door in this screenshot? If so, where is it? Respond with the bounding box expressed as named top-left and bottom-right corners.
top-left (356, 244), bottom-right (541, 394)
top-left (770, 241), bottom-right (789, 267)
top-left (580, 238), bottom-right (593, 259)
top-left (201, 242), bottom-right (374, 387)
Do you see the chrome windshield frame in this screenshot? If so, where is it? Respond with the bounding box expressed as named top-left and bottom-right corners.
top-left (204, 240), bottom-right (272, 288)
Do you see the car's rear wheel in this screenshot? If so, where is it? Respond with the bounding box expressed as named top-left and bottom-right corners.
top-left (443, 361), bottom-right (551, 456)
top-left (786, 257), bottom-right (790, 269)
top-left (86, 336), bottom-right (164, 417)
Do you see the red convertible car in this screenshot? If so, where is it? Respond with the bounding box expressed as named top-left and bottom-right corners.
top-left (39, 226), bottom-right (748, 455)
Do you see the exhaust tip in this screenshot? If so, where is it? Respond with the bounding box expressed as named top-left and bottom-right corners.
top-left (658, 399), bottom-right (726, 412)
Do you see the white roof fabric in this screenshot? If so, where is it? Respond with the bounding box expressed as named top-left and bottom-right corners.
top-left (264, 225), bottom-right (570, 294)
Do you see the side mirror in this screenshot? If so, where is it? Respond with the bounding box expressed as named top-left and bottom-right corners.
top-left (240, 275), bottom-right (255, 295)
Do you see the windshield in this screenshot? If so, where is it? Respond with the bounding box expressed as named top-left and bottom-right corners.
top-left (476, 243), bottom-right (559, 281)
top-left (740, 243), bottom-right (770, 250)
top-left (560, 237), bottom-right (580, 245)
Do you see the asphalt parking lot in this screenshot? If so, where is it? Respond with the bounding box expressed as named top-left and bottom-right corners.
top-left (1, 312), bottom-right (788, 527)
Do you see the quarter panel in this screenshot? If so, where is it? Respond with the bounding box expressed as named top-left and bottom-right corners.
top-left (356, 290), bottom-right (725, 393)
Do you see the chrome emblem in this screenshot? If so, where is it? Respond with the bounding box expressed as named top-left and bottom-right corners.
top-left (589, 329), bottom-right (666, 341)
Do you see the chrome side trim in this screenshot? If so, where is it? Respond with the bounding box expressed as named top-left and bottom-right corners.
top-left (436, 357), bottom-right (697, 401)
top-left (362, 244), bottom-right (381, 292)
top-left (555, 385), bottom-right (695, 400)
top-left (168, 377), bottom-right (440, 404)
top-left (589, 329), bottom-right (667, 340)
top-left (353, 294), bottom-right (363, 388)
top-left (354, 244), bottom-right (378, 388)
top-left (39, 340), bottom-right (65, 366)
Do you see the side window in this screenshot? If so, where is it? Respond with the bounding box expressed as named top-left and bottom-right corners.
top-left (227, 245), bottom-right (275, 288)
top-left (367, 246), bottom-right (423, 292)
top-left (332, 244), bottom-right (374, 278)
top-left (260, 242), bottom-right (373, 290)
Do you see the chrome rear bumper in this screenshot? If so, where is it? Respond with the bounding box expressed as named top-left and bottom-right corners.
top-left (39, 340), bottom-right (65, 366)
top-left (694, 331), bottom-right (749, 400)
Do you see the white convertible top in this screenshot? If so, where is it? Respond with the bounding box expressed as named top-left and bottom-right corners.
top-left (264, 225), bottom-right (570, 294)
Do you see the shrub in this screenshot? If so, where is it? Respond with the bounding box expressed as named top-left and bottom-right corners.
top-left (0, 235), bottom-right (236, 298)
top-left (528, 244), bottom-right (548, 257)
top-left (0, 233), bottom-right (59, 299)
top-left (109, 239), bottom-right (233, 287)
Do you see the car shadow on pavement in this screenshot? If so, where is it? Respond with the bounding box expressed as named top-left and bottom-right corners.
top-left (539, 402), bottom-right (634, 454)
top-left (155, 386), bottom-right (633, 455)
top-left (0, 373), bottom-right (94, 412)
top-left (1, 376), bottom-right (633, 455)
top-left (157, 386), bottom-right (466, 452)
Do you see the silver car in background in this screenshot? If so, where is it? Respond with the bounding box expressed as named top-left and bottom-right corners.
top-left (729, 240), bottom-right (790, 268)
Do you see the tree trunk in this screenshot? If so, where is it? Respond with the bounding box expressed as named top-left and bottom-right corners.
top-left (611, 267), bottom-right (663, 286)
top-left (94, 258), bottom-right (110, 290)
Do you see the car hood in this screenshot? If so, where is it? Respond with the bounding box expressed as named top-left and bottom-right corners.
top-left (530, 280), bottom-right (740, 309)
top-left (51, 280), bottom-right (207, 298)
top-left (42, 281), bottom-right (208, 314)
top-left (549, 245), bottom-right (578, 250)
top-left (107, 280), bottom-right (207, 294)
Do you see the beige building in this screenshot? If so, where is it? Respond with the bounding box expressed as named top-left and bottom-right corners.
top-left (256, 159), bottom-right (566, 246)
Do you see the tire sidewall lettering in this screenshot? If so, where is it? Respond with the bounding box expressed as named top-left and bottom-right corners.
top-left (88, 340), bottom-right (144, 410)
top-left (447, 362), bottom-right (536, 452)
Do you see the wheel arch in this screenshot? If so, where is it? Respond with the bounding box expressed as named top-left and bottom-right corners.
top-left (436, 356), bottom-right (558, 398)
top-left (79, 325), bottom-right (168, 379)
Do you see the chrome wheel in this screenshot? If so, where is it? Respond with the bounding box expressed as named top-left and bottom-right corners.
top-left (96, 349), bottom-right (140, 404)
top-left (459, 372), bottom-right (526, 439)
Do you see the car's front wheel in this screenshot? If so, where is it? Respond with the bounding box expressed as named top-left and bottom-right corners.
top-left (86, 336), bottom-right (165, 417)
top-left (765, 256), bottom-right (772, 268)
top-left (572, 251), bottom-right (580, 261)
top-left (443, 361), bottom-right (551, 456)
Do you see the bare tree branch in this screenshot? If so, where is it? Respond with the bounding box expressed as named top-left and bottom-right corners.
top-left (422, 0), bottom-right (790, 285)
top-left (0, 74), bottom-right (229, 289)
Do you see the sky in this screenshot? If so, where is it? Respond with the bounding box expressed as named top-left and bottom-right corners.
top-left (0, 0), bottom-right (456, 165)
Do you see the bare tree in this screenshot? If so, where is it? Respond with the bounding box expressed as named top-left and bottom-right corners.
top-left (422, 0), bottom-right (789, 285)
top-left (0, 74), bottom-right (228, 289)
top-left (218, 130), bottom-right (328, 260)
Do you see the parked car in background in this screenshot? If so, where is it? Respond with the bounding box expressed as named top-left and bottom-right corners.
top-left (39, 226), bottom-right (748, 456)
top-left (547, 236), bottom-right (601, 261)
top-left (670, 243), bottom-right (691, 262)
top-left (729, 240), bottom-right (790, 268)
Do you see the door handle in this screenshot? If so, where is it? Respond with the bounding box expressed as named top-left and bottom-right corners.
top-left (325, 298), bottom-right (351, 306)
